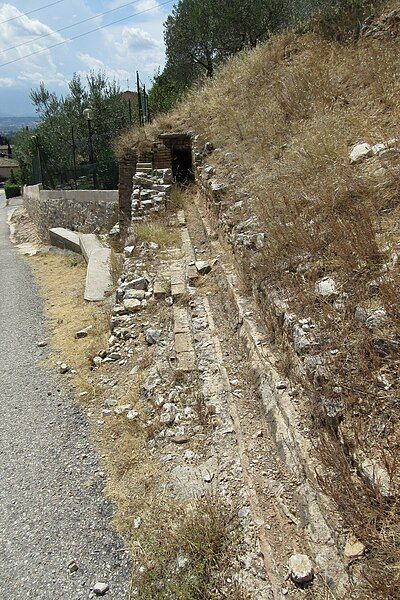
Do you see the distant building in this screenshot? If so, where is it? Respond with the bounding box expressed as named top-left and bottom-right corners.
top-left (0, 157), bottom-right (19, 181)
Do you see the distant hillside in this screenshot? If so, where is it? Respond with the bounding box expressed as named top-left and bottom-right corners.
top-left (0, 116), bottom-right (38, 136)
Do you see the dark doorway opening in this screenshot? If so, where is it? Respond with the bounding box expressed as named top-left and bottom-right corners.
top-left (172, 148), bottom-right (194, 184)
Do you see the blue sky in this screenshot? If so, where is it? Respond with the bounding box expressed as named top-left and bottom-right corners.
top-left (0, 0), bottom-right (172, 115)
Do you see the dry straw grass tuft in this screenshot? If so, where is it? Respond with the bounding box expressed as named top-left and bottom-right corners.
top-left (118, 4), bottom-right (400, 596)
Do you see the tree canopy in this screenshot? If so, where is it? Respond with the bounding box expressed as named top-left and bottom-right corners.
top-left (14, 71), bottom-right (135, 189)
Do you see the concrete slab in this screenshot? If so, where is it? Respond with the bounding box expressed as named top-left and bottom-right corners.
top-left (177, 211), bottom-right (186, 226)
top-left (173, 307), bottom-right (190, 334)
top-left (177, 351), bottom-right (196, 372)
top-left (79, 233), bottom-right (104, 262)
top-left (49, 228), bottom-right (82, 254)
top-left (175, 332), bottom-right (193, 354)
top-left (84, 248), bottom-right (113, 302)
top-left (154, 280), bottom-right (170, 299)
top-left (171, 283), bottom-right (185, 298)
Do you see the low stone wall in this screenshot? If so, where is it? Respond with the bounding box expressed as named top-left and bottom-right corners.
top-left (23, 184), bottom-right (118, 240)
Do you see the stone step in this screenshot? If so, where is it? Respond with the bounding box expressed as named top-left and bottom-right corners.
top-left (84, 248), bottom-right (113, 302)
top-left (172, 306), bottom-right (195, 372)
top-left (49, 227), bottom-right (82, 254)
top-left (177, 210), bottom-right (186, 226)
top-left (136, 163), bottom-right (152, 173)
top-left (170, 261), bottom-right (186, 298)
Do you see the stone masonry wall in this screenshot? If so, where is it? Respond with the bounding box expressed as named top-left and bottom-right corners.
top-left (118, 153), bottom-right (138, 235)
top-left (24, 184), bottom-right (119, 241)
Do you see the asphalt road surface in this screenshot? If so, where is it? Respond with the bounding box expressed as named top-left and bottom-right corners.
top-left (0, 192), bottom-right (130, 599)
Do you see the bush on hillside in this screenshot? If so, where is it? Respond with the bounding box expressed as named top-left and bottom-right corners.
top-left (5, 182), bottom-right (20, 199)
top-left (291, 0), bottom-right (384, 39)
top-left (5, 169), bottom-right (21, 199)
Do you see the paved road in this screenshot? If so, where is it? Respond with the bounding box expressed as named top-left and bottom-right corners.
top-left (0, 192), bottom-right (130, 599)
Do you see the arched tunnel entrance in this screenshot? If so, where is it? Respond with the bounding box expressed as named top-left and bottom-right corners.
top-left (172, 147), bottom-right (194, 184)
top-left (156, 133), bottom-right (194, 185)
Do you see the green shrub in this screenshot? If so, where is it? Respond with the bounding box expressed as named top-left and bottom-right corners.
top-left (5, 182), bottom-right (21, 199)
top-left (290, 0), bottom-right (383, 39)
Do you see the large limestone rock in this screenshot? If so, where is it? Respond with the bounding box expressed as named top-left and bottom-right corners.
top-left (349, 143), bottom-right (372, 164)
top-left (288, 554), bottom-right (314, 584)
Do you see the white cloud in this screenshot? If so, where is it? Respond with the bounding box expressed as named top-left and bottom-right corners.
top-left (0, 4), bottom-right (66, 87)
top-left (0, 76), bottom-right (13, 87)
top-left (120, 26), bottom-right (162, 52)
top-left (0, 4), bottom-right (64, 52)
top-left (102, 24), bottom-right (165, 78)
top-left (107, 0), bottom-right (160, 12)
top-left (77, 52), bottom-right (131, 85)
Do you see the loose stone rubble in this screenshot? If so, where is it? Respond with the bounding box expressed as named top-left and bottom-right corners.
top-left (131, 165), bottom-right (173, 219)
top-left (83, 156), bottom-right (358, 597)
top-left (288, 554), bottom-right (314, 584)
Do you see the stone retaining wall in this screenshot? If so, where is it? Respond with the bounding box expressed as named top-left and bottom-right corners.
top-left (23, 184), bottom-right (118, 241)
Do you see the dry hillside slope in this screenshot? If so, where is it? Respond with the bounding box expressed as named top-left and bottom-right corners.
top-left (118, 5), bottom-right (400, 598)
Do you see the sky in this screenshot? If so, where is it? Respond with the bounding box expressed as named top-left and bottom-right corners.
top-left (0, 0), bottom-right (172, 115)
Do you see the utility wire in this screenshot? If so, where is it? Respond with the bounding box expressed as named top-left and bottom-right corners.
top-left (3, 0), bottom-right (150, 54)
top-left (0, 0), bottom-right (172, 69)
top-left (0, 0), bottom-right (67, 26)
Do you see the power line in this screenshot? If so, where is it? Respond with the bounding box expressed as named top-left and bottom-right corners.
top-left (0, 0), bottom-right (172, 69)
top-left (0, 0), bottom-right (67, 26)
top-left (3, 0), bottom-right (149, 54)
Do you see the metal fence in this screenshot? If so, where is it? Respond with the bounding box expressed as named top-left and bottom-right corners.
top-left (30, 150), bottom-right (118, 190)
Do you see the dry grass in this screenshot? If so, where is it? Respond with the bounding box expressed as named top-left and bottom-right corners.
top-left (27, 251), bottom-right (110, 373)
top-left (132, 220), bottom-right (180, 247)
top-left (130, 493), bottom-right (246, 600)
top-left (118, 4), bottom-right (400, 597)
top-left (168, 184), bottom-right (187, 211)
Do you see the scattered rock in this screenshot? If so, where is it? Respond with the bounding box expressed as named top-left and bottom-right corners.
top-left (145, 328), bottom-right (161, 345)
top-left (109, 223), bottom-right (119, 237)
top-left (344, 535), bottom-right (365, 560)
top-left (93, 356), bottom-right (102, 368)
top-left (126, 277), bottom-right (147, 290)
top-left (124, 289), bottom-right (146, 301)
top-left (124, 246), bottom-right (135, 257)
top-left (93, 582), bottom-right (109, 596)
top-left (204, 471), bottom-right (214, 483)
top-left (172, 434), bottom-right (190, 444)
top-left (160, 403), bottom-right (177, 425)
top-left (349, 143), bottom-right (372, 164)
top-left (104, 398), bottom-right (117, 408)
top-left (75, 325), bottom-right (93, 339)
top-left (357, 454), bottom-right (393, 497)
top-left (59, 363), bottom-right (69, 374)
top-left (114, 404), bottom-right (132, 415)
top-left (195, 260), bottom-right (211, 275)
top-left (37, 340), bottom-right (47, 347)
top-left (366, 308), bottom-right (387, 330)
top-left (68, 560), bottom-right (78, 573)
top-left (315, 276), bottom-right (337, 298)
top-left (123, 298), bottom-right (142, 313)
top-left (126, 410), bottom-right (139, 420)
top-left (288, 554), bottom-right (314, 584)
